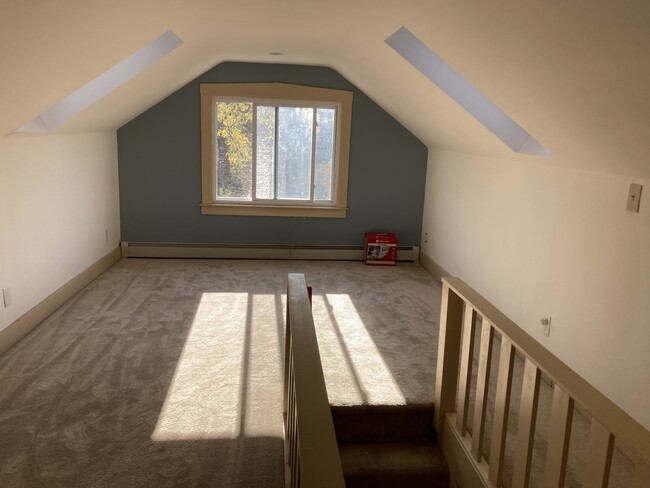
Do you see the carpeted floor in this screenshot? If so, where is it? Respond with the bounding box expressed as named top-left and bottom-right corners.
top-left (0, 258), bottom-right (442, 487)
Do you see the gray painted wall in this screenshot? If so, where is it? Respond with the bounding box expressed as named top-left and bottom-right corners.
top-left (117, 62), bottom-right (427, 246)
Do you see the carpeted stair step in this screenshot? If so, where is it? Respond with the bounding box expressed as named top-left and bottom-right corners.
top-left (331, 404), bottom-right (437, 443)
top-left (339, 441), bottom-right (449, 488)
top-left (332, 404), bottom-right (449, 486)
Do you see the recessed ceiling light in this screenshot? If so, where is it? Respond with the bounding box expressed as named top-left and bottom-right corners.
top-left (385, 27), bottom-right (549, 156)
top-left (17, 30), bottom-right (183, 132)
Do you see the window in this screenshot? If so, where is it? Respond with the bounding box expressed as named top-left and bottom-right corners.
top-left (18, 30), bottom-right (183, 133)
top-left (385, 27), bottom-right (549, 156)
top-left (200, 83), bottom-right (353, 217)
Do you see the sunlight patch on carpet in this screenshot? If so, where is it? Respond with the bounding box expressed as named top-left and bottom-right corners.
top-left (152, 292), bottom-right (282, 441)
top-left (314, 293), bottom-right (406, 406)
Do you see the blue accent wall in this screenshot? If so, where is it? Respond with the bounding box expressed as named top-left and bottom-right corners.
top-left (117, 62), bottom-right (427, 246)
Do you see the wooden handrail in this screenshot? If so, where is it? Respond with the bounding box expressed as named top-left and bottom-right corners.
top-left (284, 273), bottom-right (345, 488)
top-left (435, 276), bottom-right (650, 488)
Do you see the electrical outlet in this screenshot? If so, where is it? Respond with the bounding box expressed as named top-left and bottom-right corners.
top-left (540, 317), bottom-right (551, 337)
top-left (2, 287), bottom-right (12, 308)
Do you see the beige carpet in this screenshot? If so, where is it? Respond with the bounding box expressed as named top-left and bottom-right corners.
top-left (0, 258), bottom-right (441, 487)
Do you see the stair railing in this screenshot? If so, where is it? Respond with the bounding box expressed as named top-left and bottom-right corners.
top-left (284, 273), bottom-right (345, 488)
top-left (435, 277), bottom-right (650, 488)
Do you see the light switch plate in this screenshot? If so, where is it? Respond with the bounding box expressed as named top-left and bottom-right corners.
top-left (627, 183), bottom-right (642, 212)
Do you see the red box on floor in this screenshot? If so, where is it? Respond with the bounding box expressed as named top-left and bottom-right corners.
top-left (364, 232), bottom-right (398, 265)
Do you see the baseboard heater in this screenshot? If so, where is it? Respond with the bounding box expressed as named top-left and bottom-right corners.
top-left (121, 242), bottom-right (420, 263)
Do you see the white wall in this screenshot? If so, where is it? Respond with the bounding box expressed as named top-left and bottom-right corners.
top-left (422, 148), bottom-right (650, 429)
top-left (0, 132), bottom-right (120, 332)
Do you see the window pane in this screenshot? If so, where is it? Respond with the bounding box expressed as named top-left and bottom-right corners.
top-left (277, 107), bottom-right (313, 200)
top-left (255, 106), bottom-right (275, 199)
top-left (215, 102), bottom-right (252, 199)
top-left (314, 108), bottom-right (335, 201)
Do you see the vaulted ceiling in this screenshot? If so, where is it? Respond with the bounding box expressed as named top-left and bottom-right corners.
top-left (2, 0), bottom-right (649, 177)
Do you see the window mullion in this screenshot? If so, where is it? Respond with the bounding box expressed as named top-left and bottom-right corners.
top-left (251, 103), bottom-right (257, 201)
top-left (330, 106), bottom-right (339, 203)
top-left (273, 106), bottom-right (279, 200)
top-left (212, 100), bottom-right (218, 201)
top-left (310, 107), bottom-right (317, 202)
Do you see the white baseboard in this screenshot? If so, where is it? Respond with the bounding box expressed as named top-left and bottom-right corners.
top-left (121, 242), bottom-right (420, 263)
top-left (419, 250), bottom-right (450, 282)
top-left (0, 247), bottom-right (122, 357)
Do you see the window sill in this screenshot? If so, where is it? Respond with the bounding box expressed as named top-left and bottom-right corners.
top-left (200, 203), bottom-right (348, 218)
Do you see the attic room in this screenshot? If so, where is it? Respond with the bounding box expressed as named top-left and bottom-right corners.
top-left (1, 1), bottom-right (649, 487)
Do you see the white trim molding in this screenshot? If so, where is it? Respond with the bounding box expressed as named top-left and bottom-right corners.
top-left (0, 247), bottom-right (121, 357)
top-left (419, 250), bottom-right (450, 282)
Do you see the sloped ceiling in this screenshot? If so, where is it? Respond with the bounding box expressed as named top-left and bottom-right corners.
top-left (1, 0), bottom-right (649, 177)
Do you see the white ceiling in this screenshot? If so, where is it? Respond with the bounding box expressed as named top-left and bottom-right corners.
top-left (2, 0), bottom-right (649, 177)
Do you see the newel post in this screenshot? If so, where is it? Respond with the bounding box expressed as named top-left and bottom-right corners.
top-left (434, 279), bottom-right (465, 432)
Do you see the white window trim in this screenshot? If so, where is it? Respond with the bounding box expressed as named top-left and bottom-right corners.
top-left (200, 83), bottom-right (353, 218)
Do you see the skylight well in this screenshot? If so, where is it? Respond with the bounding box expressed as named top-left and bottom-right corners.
top-left (17, 30), bottom-right (183, 133)
top-left (385, 27), bottom-right (549, 156)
